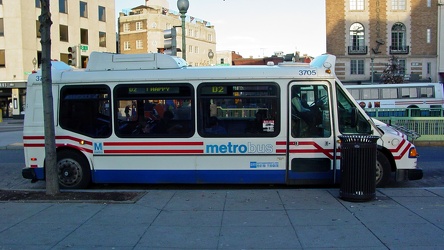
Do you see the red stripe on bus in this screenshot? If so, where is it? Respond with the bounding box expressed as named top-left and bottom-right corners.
top-left (23, 143), bottom-right (45, 147)
top-left (104, 149), bottom-right (204, 154)
top-left (389, 139), bottom-right (406, 153)
top-left (56, 136), bottom-right (93, 145)
top-left (104, 141), bottom-right (203, 146)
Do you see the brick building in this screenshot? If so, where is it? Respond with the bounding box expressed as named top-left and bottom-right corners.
top-left (326, 0), bottom-right (439, 83)
top-left (118, 0), bottom-right (216, 67)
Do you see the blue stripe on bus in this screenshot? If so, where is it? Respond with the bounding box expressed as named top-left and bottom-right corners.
top-left (92, 170), bottom-right (287, 184)
top-left (28, 168), bottom-right (337, 184)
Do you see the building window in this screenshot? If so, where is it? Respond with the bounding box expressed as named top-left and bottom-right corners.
top-left (194, 46), bottom-right (199, 54)
top-left (99, 32), bottom-right (106, 47)
top-left (391, 0), bottom-right (406, 10)
top-left (35, 0), bottom-right (40, 8)
top-left (350, 0), bottom-right (364, 10)
top-left (0, 18), bottom-right (3, 37)
top-left (124, 41), bottom-right (131, 51)
top-left (59, 25), bottom-right (69, 42)
top-left (427, 29), bottom-right (431, 43)
top-left (427, 62), bottom-right (431, 74)
top-left (0, 50), bottom-right (5, 67)
top-left (349, 23), bottom-right (367, 54)
top-left (188, 45), bottom-right (193, 53)
top-left (391, 22), bottom-right (408, 53)
top-left (208, 34), bottom-right (213, 42)
top-left (59, 0), bottom-right (67, 13)
top-left (123, 23), bottom-right (130, 32)
top-left (398, 59), bottom-right (406, 75)
top-left (98, 6), bottom-right (106, 22)
top-left (80, 28), bottom-right (88, 45)
top-left (350, 59), bottom-right (364, 75)
top-left (136, 22), bottom-right (143, 30)
top-left (80, 1), bottom-right (88, 18)
top-left (136, 40), bottom-right (143, 49)
top-left (36, 20), bottom-right (41, 38)
top-left (427, 0), bottom-right (432, 7)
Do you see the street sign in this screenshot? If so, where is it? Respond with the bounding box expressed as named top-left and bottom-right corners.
top-left (80, 45), bottom-right (88, 52)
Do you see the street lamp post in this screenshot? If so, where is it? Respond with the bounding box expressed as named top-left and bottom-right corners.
top-left (208, 49), bottom-right (214, 66)
top-left (177, 0), bottom-right (189, 61)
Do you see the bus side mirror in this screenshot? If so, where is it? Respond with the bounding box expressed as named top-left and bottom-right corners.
top-left (350, 107), bottom-right (358, 127)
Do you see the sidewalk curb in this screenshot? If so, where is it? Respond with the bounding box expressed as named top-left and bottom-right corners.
top-left (0, 143), bottom-right (24, 150)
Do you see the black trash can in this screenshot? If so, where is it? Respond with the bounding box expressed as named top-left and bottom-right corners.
top-left (338, 135), bottom-right (379, 202)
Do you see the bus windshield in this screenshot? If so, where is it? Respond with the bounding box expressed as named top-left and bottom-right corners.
top-left (337, 84), bottom-right (372, 134)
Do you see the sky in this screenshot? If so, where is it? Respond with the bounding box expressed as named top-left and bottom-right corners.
top-left (115, 0), bottom-right (326, 58)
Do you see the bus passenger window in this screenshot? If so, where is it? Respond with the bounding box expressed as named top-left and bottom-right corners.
top-left (197, 83), bottom-right (279, 137)
top-left (59, 85), bottom-right (112, 138)
top-left (114, 84), bottom-right (194, 138)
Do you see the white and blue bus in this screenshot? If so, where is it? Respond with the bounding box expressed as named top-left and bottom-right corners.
top-left (345, 83), bottom-right (444, 109)
top-left (22, 52), bottom-right (422, 188)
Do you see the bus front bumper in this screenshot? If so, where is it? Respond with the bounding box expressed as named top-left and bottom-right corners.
top-left (396, 168), bottom-right (423, 181)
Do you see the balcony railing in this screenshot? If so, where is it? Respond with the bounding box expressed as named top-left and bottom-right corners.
top-left (390, 46), bottom-right (409, 54)
top-left (348, 46), bottom-right (368, 55)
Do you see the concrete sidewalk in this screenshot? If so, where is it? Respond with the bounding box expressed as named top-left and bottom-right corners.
top-left (1, 187), bottom-right (444, 249)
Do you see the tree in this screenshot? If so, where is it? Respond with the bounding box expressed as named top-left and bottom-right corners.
top-left (39, 0), bottom-right (59, 195)
top-left (380, 55), bottom-right (405, 84)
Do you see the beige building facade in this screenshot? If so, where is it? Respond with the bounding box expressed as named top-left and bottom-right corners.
top-left (118, 0), bottom-right (216, 67)
top-left (0, 0), bottom-right (116, 118)
top-left (326, 0), bottom-right (439, 84)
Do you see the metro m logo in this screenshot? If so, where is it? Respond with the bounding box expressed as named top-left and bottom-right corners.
top-left (93, 142), bottom-right (104, 154)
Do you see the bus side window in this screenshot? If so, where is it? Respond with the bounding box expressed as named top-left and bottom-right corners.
top-left (114, 84), bottom-right (194, 138)
top-left (197, 83), bottom-right (280, 137)
top-left (336, 85), bottom-right (371, 134)
top-left (59, 85), bottom-right (112, 138)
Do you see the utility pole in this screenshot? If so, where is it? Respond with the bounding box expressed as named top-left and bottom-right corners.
top-left (39, 0), bottom-right (59, 195)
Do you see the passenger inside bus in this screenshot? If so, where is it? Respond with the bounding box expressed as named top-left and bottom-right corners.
top-left (153, 110), bottom-right (183, 134)
top-left (291, 85), bottom-right (327, 137)
top-left (206, 116), bottom-right (227, 134)
top-left (292, 93), bottom-right (316, 128)
top-left (245, 110), bottom-right (266, 133)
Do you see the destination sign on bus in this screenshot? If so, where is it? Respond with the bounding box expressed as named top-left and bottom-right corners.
top-left (200, 86), bottom-right (227, 95)
top-left (128, 87), bottom-right (180, 94)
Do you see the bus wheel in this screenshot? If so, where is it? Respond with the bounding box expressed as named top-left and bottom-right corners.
top-left (376, 151), bottom-right (391, 188)
top-left (57, 151), bottom-right (91, 189)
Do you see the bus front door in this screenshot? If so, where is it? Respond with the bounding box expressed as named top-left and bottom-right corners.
top-left (286, 82), bottom-right (338, 185)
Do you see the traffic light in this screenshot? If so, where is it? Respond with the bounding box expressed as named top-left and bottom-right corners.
top-left (163, 28), bottom-right (177, 56)
top-left (68, 46), bottom-right (77, 66)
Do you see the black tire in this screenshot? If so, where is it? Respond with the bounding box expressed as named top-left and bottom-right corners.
top-left (57, 150), bottom-right (91, 189)
top-left (376, 151), bottom-right (391, 188)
